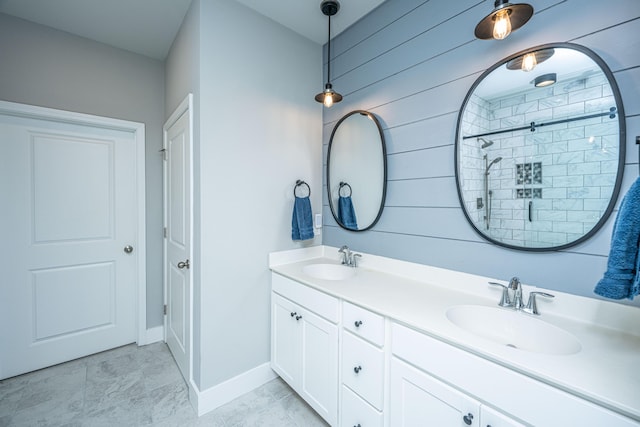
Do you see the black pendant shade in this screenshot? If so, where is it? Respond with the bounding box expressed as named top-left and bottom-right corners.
top-left (533, 73), bottom-right (557, 87)
top-left (315, 0), bottom-right (343, 107)
top-left (506, 48), bottom-right (554, 71)
top-left (475, 0), bottom-right (534, 40)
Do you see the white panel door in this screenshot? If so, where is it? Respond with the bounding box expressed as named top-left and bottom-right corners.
top-left (0, 109), bottom-right (139, 379)
top-left (163, 96), bottom-right (192, 383)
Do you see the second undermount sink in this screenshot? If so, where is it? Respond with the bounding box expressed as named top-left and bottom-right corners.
top-left (446, 305), bottom-right (581, 355)
top-left (302, 263), bottom-right (356, 281)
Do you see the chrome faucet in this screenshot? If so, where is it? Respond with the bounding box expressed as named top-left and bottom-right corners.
top-left (338, 245), bottom-right (361, 267)
top-left (508, 277), bottom-right (524, 310)
top-left (489, 276), bottom-right (554, 315)
top-left (339, 245), bottom-right (351, 264)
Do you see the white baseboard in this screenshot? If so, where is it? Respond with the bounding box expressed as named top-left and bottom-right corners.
top-left (139, 325), bottom-right (164, 345)
top-left (190, 363), bottom-right (277, 416)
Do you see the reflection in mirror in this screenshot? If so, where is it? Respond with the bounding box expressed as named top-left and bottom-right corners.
top-left (455, 43), bottom-right (625, 251)
top-left (327, 110), bottom-right (387, 231)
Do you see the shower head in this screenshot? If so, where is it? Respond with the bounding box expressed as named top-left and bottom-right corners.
top-left (486, 156), bottom-right (502, 174)
top-left (478, 137), bottom-right (494, 149)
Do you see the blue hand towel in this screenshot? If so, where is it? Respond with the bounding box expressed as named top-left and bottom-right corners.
top-left (338, 195), bottom-right (358, 230)
top-left (292, 196), bottom-right (314, 241)
top-left (594, 177), bottom-right (640, 300)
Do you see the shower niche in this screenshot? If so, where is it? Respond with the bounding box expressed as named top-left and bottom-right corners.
top-left (455, 43), bottom-right (626, 251)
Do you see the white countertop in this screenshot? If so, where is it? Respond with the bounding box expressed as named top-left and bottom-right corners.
top-left (269, 246), bottom-right (640, 422)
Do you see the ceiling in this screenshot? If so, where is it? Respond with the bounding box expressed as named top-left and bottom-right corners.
top-left (0, 0), bottom-right (385, 60)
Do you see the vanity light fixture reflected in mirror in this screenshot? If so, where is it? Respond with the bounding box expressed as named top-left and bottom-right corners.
top-left (521, 52), bottom-right (537, 71)
top-left (507, 49), bottom-right (554, 72)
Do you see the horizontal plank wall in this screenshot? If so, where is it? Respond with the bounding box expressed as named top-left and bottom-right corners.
top-left (322, 0), bottom-right (640, 306)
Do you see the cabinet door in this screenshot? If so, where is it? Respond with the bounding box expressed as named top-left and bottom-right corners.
top-left (271, 293), bottom-right (301, 387)
top-left (300, 308), bottom-right (339, 426)
top-left (481, 406), bottom-right (525, 427)
top-left (390, 357), bottom-right (480, 426)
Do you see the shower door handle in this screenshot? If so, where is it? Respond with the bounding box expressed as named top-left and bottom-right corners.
top-left (528, 201), bottom-right (533, 222)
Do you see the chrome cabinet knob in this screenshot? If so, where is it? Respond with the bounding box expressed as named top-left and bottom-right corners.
top-left (177, 259), bottom-right (190, 269)
top-left (123, 245), bottom-right (134, 254)
top-left (290, 312), bottom-right (297, 317)
top-left (353, 365), bottom-right (362, 374)
top-left (354, 320), bottom-right (363, 327)
top-left (463, 413), bottom-right (474, 425)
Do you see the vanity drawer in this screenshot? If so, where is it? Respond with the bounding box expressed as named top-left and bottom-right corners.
top-left (341, 385), bottom-right (383, 427)
top-left (342, 301), bottom-right (385, 346)
top-left (341, 330), bottom-right (384, 410)
top-left (272, 273), bottom-right (339, 323)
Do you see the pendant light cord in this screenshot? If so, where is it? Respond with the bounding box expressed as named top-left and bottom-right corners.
top-left (326, 13), bottom-right (331, 84)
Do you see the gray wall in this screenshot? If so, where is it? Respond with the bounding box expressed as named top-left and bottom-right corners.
top-left (0, 13), bottom-right (167, 326)
top-left (166, 0), bottom-right (323, 391)
top-left (322, 0), bottom-right (640, 307)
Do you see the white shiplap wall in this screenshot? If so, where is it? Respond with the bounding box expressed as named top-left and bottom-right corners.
top-left (322, 0), bottom-right (640, 306)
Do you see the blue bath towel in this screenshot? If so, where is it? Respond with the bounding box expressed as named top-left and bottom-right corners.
top-left (292, 196), bottom-right (314, 241)
top-left (338, 196), bottom-right (358, 230)
top-left (594, 177), bottom-right (640, 300)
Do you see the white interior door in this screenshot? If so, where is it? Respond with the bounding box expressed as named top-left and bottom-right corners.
top-left (0, 103), bottom-right (142, 380)
top-left (163, 95), bottom-right (192, 383)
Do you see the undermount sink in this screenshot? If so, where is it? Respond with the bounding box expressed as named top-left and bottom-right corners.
top-left (446, 305), bottom-right (581, 355)
top-left (302, 263), bottom-right (356, 281)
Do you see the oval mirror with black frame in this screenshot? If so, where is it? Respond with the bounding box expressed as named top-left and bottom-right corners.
top-left (455, 43), bottom-right (626, 251)
top-left (327, 110), bottom-right (387, 231)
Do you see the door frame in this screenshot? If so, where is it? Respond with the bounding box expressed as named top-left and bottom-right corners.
top-left (162, 93), bottom-right (194, 383)
top-left (0, 99), bottom-right (147, 344)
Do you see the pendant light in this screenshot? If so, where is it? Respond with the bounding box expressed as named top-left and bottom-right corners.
top-left (475, 0), bottom-right (534, 40)
top-left (315, 0), bottom-right (343, 108)
top-left (506, 48), bottom-right (555, 72)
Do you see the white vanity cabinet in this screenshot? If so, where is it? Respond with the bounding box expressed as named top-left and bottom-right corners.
top-left (390, 356), bottom-right (483, 426)
top-left (390, 357), bottom-right (523, 427)
top-left (269, 249), bottom-right (640, 426)
top-left (391, 322), bottom-right (639, 427)
top-left (340, 302), bottom-right (386, 427)
top-left (271, 273), bottom-right (339, 426)
top-left (481, 406), bottom-right (527, 427)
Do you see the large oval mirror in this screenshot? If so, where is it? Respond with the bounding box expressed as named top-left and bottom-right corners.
top-left (327, 110), bottom-right (387, 231)
top-left (455, 43), bottom-right (625, 251)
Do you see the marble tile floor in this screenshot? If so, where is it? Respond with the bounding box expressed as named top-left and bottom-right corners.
top-left (0, 342), bottom-right (328, 427)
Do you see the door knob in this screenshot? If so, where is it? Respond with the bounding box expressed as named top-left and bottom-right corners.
top-left (177, 259), bottom-right (190, 269)
top-left (124, 245), bottom-right (134, 254)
